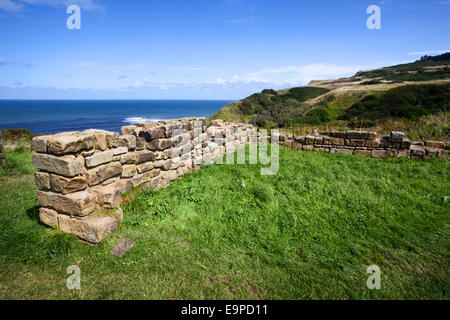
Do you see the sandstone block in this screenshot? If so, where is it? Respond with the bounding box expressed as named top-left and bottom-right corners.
top-left (136, 137), bottom-right (146, 150)
top-left (425, 141), bottom-right (445, 149)
top-left (120, 152), bottom-right (136, 164)
top-left (302, 145), bottom-right (314, 151)
top-left (92, 183), bottom-right (122, 208)
top-left (85, 150), bottom-right (114, 168)
top-left (365, 139), bottom-right (380, 148)
top-left (346, 139), bottom-right (365, 147)
top-left (131, 169), bottom-right (160, 187)
top-left (331, 148), bottom-right (353, 155)
top-left (121, 164), bottom-right (136, 178)
top-left (113, 147), bottom-right (128, 155)
top-left (137, 162), bottom-right (154, 173)
top-left (121, 125), bottom-right (137, 136)
top-left (330, 131), bottom-right (346, 138)
top-left (81, 129), bottom-right (116, 151)
top-left (211, 119), bottom-right (224, 126)
top-left (118, 135), bottom-right (136, 149)
top-left (313, 136), bottom-right (323, 145)
top-left (367, 132), bottom-right (377, 140)
top-left (304, 135), bottom-right (315, 145)
top-left (58, 214), bottom-right (117, 244)
top-left (47, 134), bottom-right (94, 155)
top-left (86, 162), bottom-right (122, 186)
top-left (346, 131), bottom-right (368, 139)
top-left (50, 174), bottom-right (88, 194)
top-left (32, 136), bottom-right (50, 153)
top-left (37, 190), bottom-right (96, 217)
top-left (116, 179), bottom-right (133, 194)
top-left (32, 153), bottom-right (83, 177)
top-left (323, 136), bottom-right (344, 146)
top-left (34, 172), bottom-right (50, 189)
top-left (135, 150), bottom-right (155, 164)
top-left (39, 207), bottom-right (58, 227)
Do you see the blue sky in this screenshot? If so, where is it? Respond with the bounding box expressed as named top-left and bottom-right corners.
top-left (0, 0), bottom-right (449, 99)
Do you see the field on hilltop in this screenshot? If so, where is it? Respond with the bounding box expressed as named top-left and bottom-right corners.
top-left (209, 53), bottom-right (450, 141)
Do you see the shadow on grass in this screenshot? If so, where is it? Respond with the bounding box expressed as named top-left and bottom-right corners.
top-left (26, 205), bottom-right (41, 225)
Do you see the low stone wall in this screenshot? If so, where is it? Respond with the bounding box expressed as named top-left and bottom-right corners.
top-left (279, 131), bottom-right (448, 160)
top-left (0, 132), bottom-right (5, 162)
top-left (32, 118), bottom-right (256, 243)
top-left (32, 117), bottom-right (448, 243)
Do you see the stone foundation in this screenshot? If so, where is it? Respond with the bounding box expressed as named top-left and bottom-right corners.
top-left (32, 118), bottom-right (448, 243)
top-left (279, 130), bottom-right (448, 160)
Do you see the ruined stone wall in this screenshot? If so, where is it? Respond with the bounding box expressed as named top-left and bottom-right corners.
top-left (32, 118), bottom-right (256, 243)
top-left (279, 131), bottom-right (448, 160)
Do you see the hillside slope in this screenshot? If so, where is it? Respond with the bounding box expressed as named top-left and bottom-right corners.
top-left (209, 53), bottom-right (450, 131)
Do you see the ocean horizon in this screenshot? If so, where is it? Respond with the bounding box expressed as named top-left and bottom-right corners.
top-left (0, 99), bottom-right (232, 134)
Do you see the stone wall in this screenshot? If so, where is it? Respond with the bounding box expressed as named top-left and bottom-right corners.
top-left (279, 130), bottom-right (448, 160)
top-left (32, 118), bottom-right (448, 243)
top-left (32, 118), bottom-right (256, 243)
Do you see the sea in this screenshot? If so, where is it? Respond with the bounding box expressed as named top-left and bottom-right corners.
top-left (0, 100), bottom-right (231, 135)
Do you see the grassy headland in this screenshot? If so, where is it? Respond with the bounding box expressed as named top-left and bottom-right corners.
top-left (0, 146), bottom-right (448, 299)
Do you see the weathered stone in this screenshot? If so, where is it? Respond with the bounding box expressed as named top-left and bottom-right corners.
top-left (365, 139), bottom-right (380, 148)
top-left (367, 132), bottom-right (377, 140)
top-left (101, 177), bottom-right (119, 186)
top-left (346, 131), bottom-right (368, 139)
top-left (304, 135), bottom-right (315, 145)
top-left (137, 162), bottom-right (154, 173)
top-left (121, 125), bottom-right (137, 136)
top-left (32, 135), bottom-right (50, 153)
top-left (323, 136), bottom-right (345, 146)
top-left (106, 132), bottom-right (120, 148)
top-left (402, 139), bottom-right (412, 150)
top-left (86, 162), bottom-right (122, 186)
top-left (139, 128), bottom-right (165, 141)
top-left (85, 150), bottom-right (114, 168)
top-left (32, 153), bottom-right (83, 177)
top-left (330, 131), bottom-right (346, 138)
top-left (135, 150), bottom-right (155, 164)
top-left (116, 179), bottom-right (133, 194)
top-left (120, 152), bottom-right (136, 164)
top-left (50, 174), bottom-right (88, 194)
top-left (113, 147), bottom-right (128, 155)
top-left (47, 134), bottom-right (94, 155)
top-left (131, 169), bottom-right (160, 187)
top-left (302, 145), bottom-right (314, 151)
top-left (58, 214), bottom-right (117, 244)
top-left (39, 207), bottom-right (58, 227)
top-left (371, 149), bottom-right (392, 159)
top-left (118, 135), bottom-right (136, 149)
top-left (136, 137), bottom-right (146, 150)
top-left (111, 237), bottom-right (135, 257)
top-left (34, 172), bottom-right (50, 189)
top-left (396, 150), bottom-right (411, 158)
top-left (81, 129), bottom-right (115, 151)
top-left (346, 139), bottom-right (365, 147)
top-left (149, 175), bottom-right (162, 189)
top-left (354, 150), bottom-right (371, 157)
top-left (314, 136), bottom-right (323, 144)
top-left (37, 190), bottom-right (96, 217)
top-left (390, 131), bottom-right (404, 141)
top-left (121, 164), bottom-right (136, 178)
top-left (92, 183), bottom-right (122, 208)
top-left (410, 146), bottom-right (425, 158)
top-left (425, 141), bottom-right (445, 149)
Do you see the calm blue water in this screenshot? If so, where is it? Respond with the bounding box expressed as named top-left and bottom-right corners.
top-left (0, 100), bottom-right (231, 134)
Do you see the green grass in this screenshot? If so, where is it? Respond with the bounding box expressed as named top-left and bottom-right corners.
top-left (0, 148), bottom-right (449, 299)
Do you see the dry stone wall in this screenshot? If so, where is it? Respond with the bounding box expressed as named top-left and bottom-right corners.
top-left (32, 117), bottom-right (256, 243)
top-left (279, 130), bottom-right (448, 160)
top-left (32, 117), bottom-right (447, 243)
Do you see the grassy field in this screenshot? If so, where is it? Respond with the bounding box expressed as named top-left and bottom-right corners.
top-left (0, 147), bottom-right (449, 299)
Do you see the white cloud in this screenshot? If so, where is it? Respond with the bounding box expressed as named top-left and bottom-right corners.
top-left (0, 0), bottom-right (104, 12)
top-left (0, 0), bottom-right (22, 12)
top-left (407, 50), bottom-right (449, 56)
